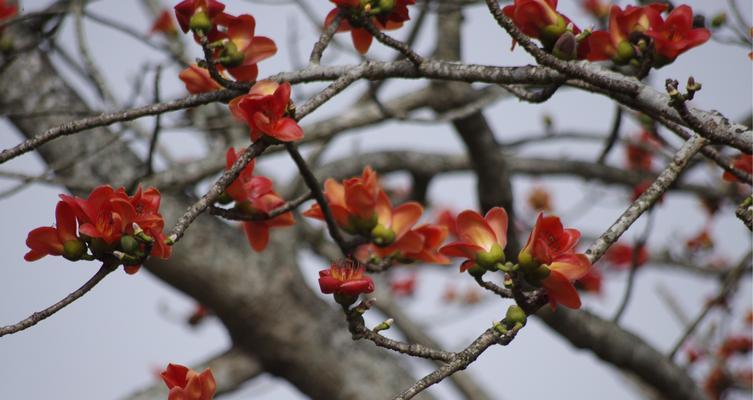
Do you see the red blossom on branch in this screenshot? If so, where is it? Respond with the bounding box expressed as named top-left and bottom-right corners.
top-left (722, 153), bottom-right (752, 183)
top-left (586, 3), bottom-right (665, 63)
top-left (160, 363), bottom-right (217, 400)
top-left (646, 5), bottom-right (710, 65)
top-left (174, 0), bottom-right (225, 34)
top-left (318, 259), bottom-right (375, 296)
top-left (229, 80), bottom-right (304, 142)
top-left (178, 64), bottom-right (223, 94)
top-left (439, 207), bottom-right (508, 273)
top-left (325, 0), bottom-right (415, 53)
top-left (519, 213), bottom-right (591, 309)
top-left (208, 13), bottom-right (277, 81)
top-left (25, 201), bottom-right (84, 262)
top-left (222, 147), bottom-right (294, 251)
top-left (602, 242), bottom-right (648, 269)
top-left (150, 10), bottom-right (178, 36)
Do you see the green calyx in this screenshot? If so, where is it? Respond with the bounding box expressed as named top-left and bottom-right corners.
top-left (189, 11), bottom-right (212, 35)
top-left (371, 224), bottom-right (396, 247)
top-left (540, 16), bottom-right (567, 50)
top-left (120, 235), bottom-right (140, 254)
top-left (62, 240), bottom-right (86, 261)
top-left (505, 305), bottom-right (527, 327)
top-left (613, 41), bottom-right (635, 65)
top-left (219, 42), bottom-right (245, 68)
top-left (349, 213), bottom-right (378, 235)
top-left (476, 244), bottom-right (504, 268)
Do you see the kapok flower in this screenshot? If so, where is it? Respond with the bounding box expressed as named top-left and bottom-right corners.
top-left (303, 166), bottom-right (382, 235)
top-left (149, 10), bottom-right (178, 36)
top-left (576, 267), bottom-right (602, 294)
top-left (179, 64), bottom-right (222, 94)
top-left (581, 0), bottom-right (609, 19)
top-left (371, 191), bottom-right (423, 247)
top-left (722, 154), bottom-right (752, 183)
top-left (603, 242), bottom-right (648, 269)
top-left (209, 13), bottom-right (277, 81)
top-left (646, 5), bottom-right (710, 65)
top-left (25, 201), bottom-right (85, 262)
top-left (527, 185), bottom-right (553, 212)
top-left (318, 259), bottom-right (375, 296)
top-left (390, 273), bottom-right (417, 297)
top-left (160, 363), bottom-right (216, 400)
top-left (586, 4), bottom-right (666, 63)
top-left (174, 0), bottom-right (225, 34)
top-left (718, 335), bottom-right (753, 359)
top-left (60, 186), bottom-right (135, 247)
top-left (625, 130), bottom-right (661, 171)
top-left (223, 147), bottom-right (294, 252)
top-left (686, 229), bottom-right (714, 252)
top-left (519, 213), bottom-right (590, 309)
top-left (374, 223), bottom-right (451, 264)
top-left (325, 0), bottom-right (415, 53)
top-left (229, 80), bottom-right (303, 142)
top-left (435, 209), bottom-right (459, 239)
top-left (439, 207), bottom-right (509, 273)
top-left (502, 0), bottom-right (587, 57)
top-left (0, 0), bottom-right (17, 32)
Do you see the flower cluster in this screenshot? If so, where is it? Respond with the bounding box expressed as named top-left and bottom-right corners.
top-left (160, 363), bottom-right (216, 400)
top-left (503, 1), bottom-right (710, 67)
top-left (325, 0), bottom-right (416, 53)
top-left (303, 166), bottom-right (448, 265)
top-left (174, 0), bottom-right (277, 91)
top-left (25, 185), bottom-right (171, 274)
top-left (217, 147), bottom-right (295, 252)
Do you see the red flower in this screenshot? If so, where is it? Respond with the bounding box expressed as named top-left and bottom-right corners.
top-left (375, 223), bottom-right (451, 264)
top-left (318, 259), bottom-right (375, 296)
top-left (586, 4), bottom-right (665, 63)
top-left (722, 154), bottom-right (752, 183)
top-left (603, 242), bottom-right (648, 269)
top-left (527, 185), bottom-right (553, 212)
top-left (581, 0), bottom-right (609, 19)
top-left (25, 201), bottom-right (84, 262)
top-left (646, 5), bottom-right (710, 64)
top-left (439, 207), bottom-right (509, 272)
top-left (150, 10), bottom-right (178, 36)
top-left (161, 363), bottom-right (216, 400)
top-left (174, 0), bottom-right (225, 34)
top-left (325, 0), bottom-right (415, 53)
top-left (435, 209), bottom-right (459, 239)
top-left (503, 0), bottom-right (563, 39)
top-left (223, 148), bottom-right (294, 252)
top-left (718, 335), bottom-right (753, 359)
top-left (371, 191), bottom-right (423, 247)
top-left (625, 130), bottom-right (660, 171)
top-left (178, 64), bottom-right (222, 94)
top-left (0, 0), bottom-right (17, 25)
top-left (208, 13), bottom-right (277, 82)
top-left (686, 229), bottom-right (714, 252)
top-left (519, 213), bottom-right (591, 309)
top-left (576, 267), bottom-right (602, 294)
top-left (303, 166), bottom-right (382, 235)
top-left (57, 185), bottom-right (170, 273)
top-left (229, 80), bottom-right (303, 142)
top-left (389, 273), bottom-right (417, 297)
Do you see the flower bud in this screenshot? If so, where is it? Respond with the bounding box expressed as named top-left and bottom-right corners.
top-left (552, 31), bottom-right (577, 60)
top-left (505, 305), bottom-right (527, 327)
top-left (518, 250), bottom-right (535, 270)
top-left (189, 11), bottom-right (212, 35)
top-left (120, 235), bottom-right (140, 254)
top-left (373, 318), bottom-right (394, 333)
top-left (62, 240), bottom-right (86, 261)
top-left (371, 224), bottom-right (396, 246)
top-left (467, 263), bottom-right (487, 279)
top-left (377, 0), bottom-right (395, 13)
top-left (614, 41), bottom-right (635, 64)
top-left (711, 13), bottom-right (726, 29)
top-left (540, 16), bottom-right (567, 49)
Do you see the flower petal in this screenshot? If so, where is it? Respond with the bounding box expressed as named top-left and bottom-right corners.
top-left (457, 210), bottom-right (496, 251)
top-left (543, 270), bottom-right (582, 309)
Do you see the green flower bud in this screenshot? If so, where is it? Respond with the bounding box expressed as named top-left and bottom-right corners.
top-left (505, 305), bottom-right (527, 327)
top-left (120, 235), bottom-right (140, 254)
top-left (467, 263), bottom-right (487, 278)
top-left (613, 41), bottom-right (635, 65)
top-left (518, 250), bottom-right (535, 270)
top-left (540, 16), bottom-right (567, 49)
top-left (189, 11), bottom-right (212, 35)
top-left (710, 13), bottom-right (726, 29)
top-left (89, 237), bottom-right (112, 257)
top-left (377, 0), bottom-right (395, 13)
top-left (476, 244), bottom-right (504, 268)
top-left (350, 213), bottom-right (378, 235)
top-left (62, 240), bottom-right (86, 261)
top-left (371, 224), bottom-right (396, 247)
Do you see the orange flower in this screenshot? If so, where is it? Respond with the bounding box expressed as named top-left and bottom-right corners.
top-left (318, 259), bottom-right (374, 296)
top-left (25, 201), bottom-right (84, 262)
top-left (371, 191), bottom-right (423, 247)
top-left (502, 0), bottom-right (587, 57)
top-left (576, 267), bottom-right (602, 294)
top-left (527, 185), bottom-right (552, 212)
top-left (581, 0), bottom-right (609, 19)
top-left (603, 242), bottom-right (648, 269)
top-left (375, 223), bottom-right (451, 264)
top-left (149, 10), bottom-right (178, 36)
top-left (160, 363), bottom-right (216, 400)
top-left (439, 207), bottom-right (508, 272)
top-left (519, 213), bottom-right (590, 309)
top-left (303, 166), bottom-right (382, 235)
top-left (229, 80), bottom-right (303, 142)
top-left (586, 4), bottom-right (665, 63)
top-left (179, 64), bottom-right (222, 94)
top-left (209, 13), bottom-right (277, 82)
top-left (435, 209), bottom-right (459, 239)
top-left (174, 0), bottom-right (225, 34)
top-left (389, 273), bottom-right (417, 297)
top-left (223, 147), bottom-right (294, 252)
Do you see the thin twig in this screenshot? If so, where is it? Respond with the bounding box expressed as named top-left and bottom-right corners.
top-left (209, 191), bottom-right (313, 221)
top-left (0, 264), bottom-right (116, 337)
top-left (597, 106), bottom-right (624, 164)
top-left (145, 66), bottom-right (163, 177)
top-left (309, 11), bottom-right (342, 65)
top-left (612, 210), bottom-right (654, 323)
top-left (360, 329), bottom-right (456, 362)
top-left (359, 18), bottom-right (424, 66)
